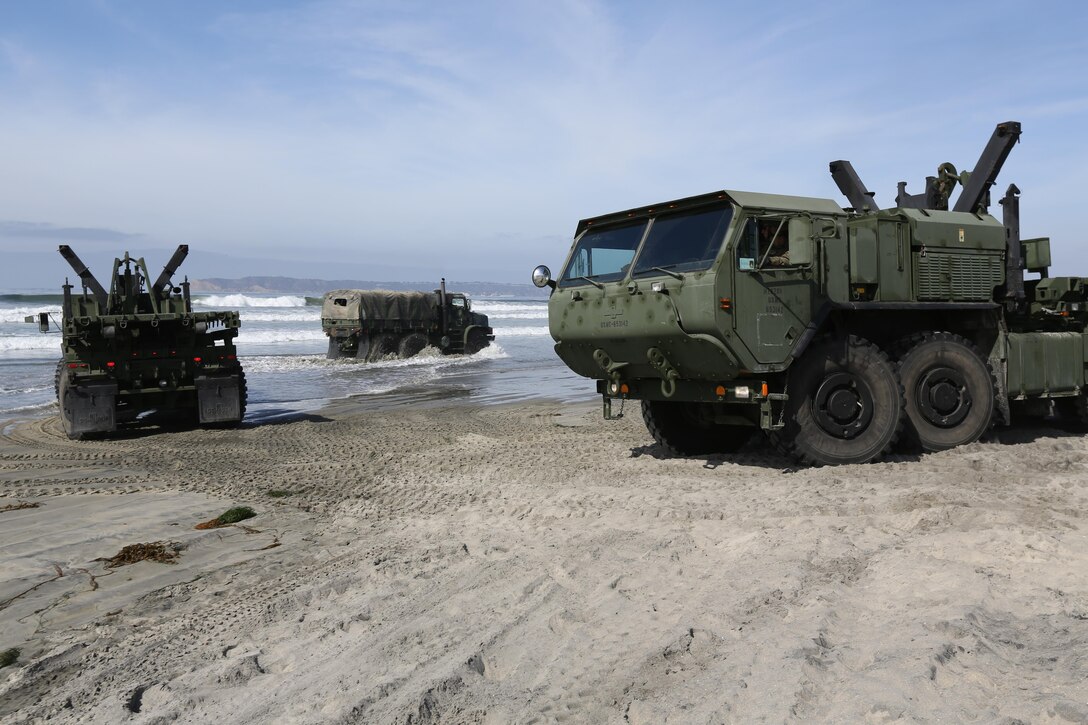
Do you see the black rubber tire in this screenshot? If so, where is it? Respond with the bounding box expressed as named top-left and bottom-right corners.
top-left (771, 336), bottom-right (903, 466)
top-left (398, 333), bottom-right (428, 358)
top-left (55, 366), bottom-right (84, 440)
top-left (234, 367), bottom-right (248, 424)
top-left (353, 334), bottom-right (371, 361)
top-left (366, 334), bottom-right (398, 362)
top-left (897, 332), bottom-right (995, 452)
top-left (641, 400), bottom-right (755, 456)
top-left (464, 329), bottom-right (489, 355)
top-left (327, 338), bottom-right (342, 360)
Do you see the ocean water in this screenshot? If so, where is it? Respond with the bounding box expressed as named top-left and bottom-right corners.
top-left (0, 293), bottom-right (594, 422)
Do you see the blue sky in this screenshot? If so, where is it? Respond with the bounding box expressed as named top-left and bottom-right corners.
top-left (1, 0), bottom-right (1087, 288)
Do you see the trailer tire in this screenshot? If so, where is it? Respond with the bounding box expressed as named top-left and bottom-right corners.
top-left (367, 334), bottom-right (398, 362)
top-left (56, 368), bottom-right (84, 441)
top-left (898, 332), bottom-right (994, 451)
top-left (354, 334), bottom-right (371, 360)
top-left (464, 329), bottom-right (489, 355)
top-left (398, 333), bottom-right (428, 358)
top-left (641, 400), bottom-right (754, 455)
top-left (771, 336), bottom-right (903, 466)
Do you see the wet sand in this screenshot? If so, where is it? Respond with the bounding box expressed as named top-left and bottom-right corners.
top-left (1, 401), bottom-right (1087, 723)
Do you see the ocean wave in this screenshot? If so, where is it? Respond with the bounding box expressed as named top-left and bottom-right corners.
top-left (237, 309), bottom-right (321, 323)
top-left (237, 329), bottom-right (328, 344)
top-left (242, 343), bottom-right (508, 373)
top-left (0, 400), bottom-right (57, 415)
top-left (194, 294), bottom-right (310, 308)
top-left (482, 311), bottom-right (548, 320)
top-left (471, 301), bottom-right (547, 314)
top-left (0, 306), bottom-right (63, 323)
top-left (0, 336), bottom-right (60, 352)
top-left (494, 326), bottom-right (552, 337)
top-left (0, 383), bottom-right (52, 395)
top-left (0, 294), bottom-right (65, 304)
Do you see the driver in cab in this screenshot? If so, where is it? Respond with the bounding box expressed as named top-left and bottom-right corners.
top-left (759, 221), bottom-right (790, 266)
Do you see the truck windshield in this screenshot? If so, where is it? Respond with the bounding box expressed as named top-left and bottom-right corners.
top-left (632, 206), bottom-right (734, 276)
top-left (560, 221), bottom-right (647, 286)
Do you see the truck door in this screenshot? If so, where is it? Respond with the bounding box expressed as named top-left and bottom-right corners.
top-left (731, 215), bottom-right (816, 365)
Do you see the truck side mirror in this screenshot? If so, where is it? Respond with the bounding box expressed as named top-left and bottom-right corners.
top-left (788, 218), bottom-right (814, 266)
top-left (38, 312), bottom-right (50, 333)
top-left (532, 265), bottom-right (556, 290)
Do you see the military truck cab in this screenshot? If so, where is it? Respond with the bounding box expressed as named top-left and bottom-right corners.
top-left (535, 122), bottom-right (1088, 465)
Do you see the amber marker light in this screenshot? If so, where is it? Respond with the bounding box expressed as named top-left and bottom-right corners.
top-left (620, 383), bottom-right (630, 394)
top-left (719, 297), bottom-right (732, 311)
top-left (761, 383), bottom-right (769, 397)
top-left (715, 385), bottom-right (726, 397)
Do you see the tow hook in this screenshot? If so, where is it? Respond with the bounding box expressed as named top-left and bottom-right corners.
top-left (647, 347), bottom-right (679, 398)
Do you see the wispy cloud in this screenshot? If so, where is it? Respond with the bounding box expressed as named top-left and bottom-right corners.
top-left (1, 0), bottom-right (1087, 288)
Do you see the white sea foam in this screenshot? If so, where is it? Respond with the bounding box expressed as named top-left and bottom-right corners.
top-left (236, 329), bottom-right (328, 345)
top-left (0, 383), bottom-right (52, 395)
top-left (0, 306), bottom-right (64, 323)
top-left (471, 301), bottom-right (548, 316)
top-left (194, 294), bottom-right (309, 308)
top-left (0, 336), bottom-right (59, 352)
top-left (237, 309), bottom-right (321, 323)
top-left (494, 326), bottom-right (551, 337)
top-left (0, 400), bottom-right (56, 415)
top-left (241, 344), bottom-right (508, 374)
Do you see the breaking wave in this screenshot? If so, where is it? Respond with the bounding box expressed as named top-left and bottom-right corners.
top-left (236, 329), bottom-right (328, 345)
top-left (494, 326), bottom-right (552, 337)
top-left (0, 336), bottom-right (59, 352)
top-left (0, 306), bottom-right (63, 323)
top-left (194, 294), bottom-right (312, 308)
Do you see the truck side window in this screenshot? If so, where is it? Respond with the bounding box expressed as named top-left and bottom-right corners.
top-left (738, 217), bottom-right (798, 269)
top-left (758, 219), bottom-right (791, 267)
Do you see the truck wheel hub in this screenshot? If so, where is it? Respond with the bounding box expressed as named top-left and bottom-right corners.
top-left (917, 367), bottom-right (970, 427)
top-left (813, 372), bottom-right (873, 438)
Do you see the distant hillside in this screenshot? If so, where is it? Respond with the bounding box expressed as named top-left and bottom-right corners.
top-left (190, 276), bottom-right (547, 298)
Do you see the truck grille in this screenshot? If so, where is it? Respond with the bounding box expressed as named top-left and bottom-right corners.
top-left (914, 252), bottom-right (1003, 301)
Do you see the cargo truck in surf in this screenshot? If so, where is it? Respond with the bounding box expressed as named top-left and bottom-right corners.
top-left (322, 279), bottom-right (494, 361)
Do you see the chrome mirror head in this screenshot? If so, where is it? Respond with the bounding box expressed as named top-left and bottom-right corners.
top-left (532, 265), bottom-right (552, 288)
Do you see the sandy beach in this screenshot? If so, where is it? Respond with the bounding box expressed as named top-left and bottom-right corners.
top-left (2, 400), bottom-right (1088, 723)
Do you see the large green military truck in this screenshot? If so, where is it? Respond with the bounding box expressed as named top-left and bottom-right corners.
top-left (27, 245), bottom-right (246, 439)
top-left (532, 121), bottom-right (1088, 465)
top-left (322, 279), bottom-right (494, 360)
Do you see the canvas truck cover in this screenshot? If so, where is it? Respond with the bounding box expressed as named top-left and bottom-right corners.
top-left (322, 289), bottom-right (440, 323)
